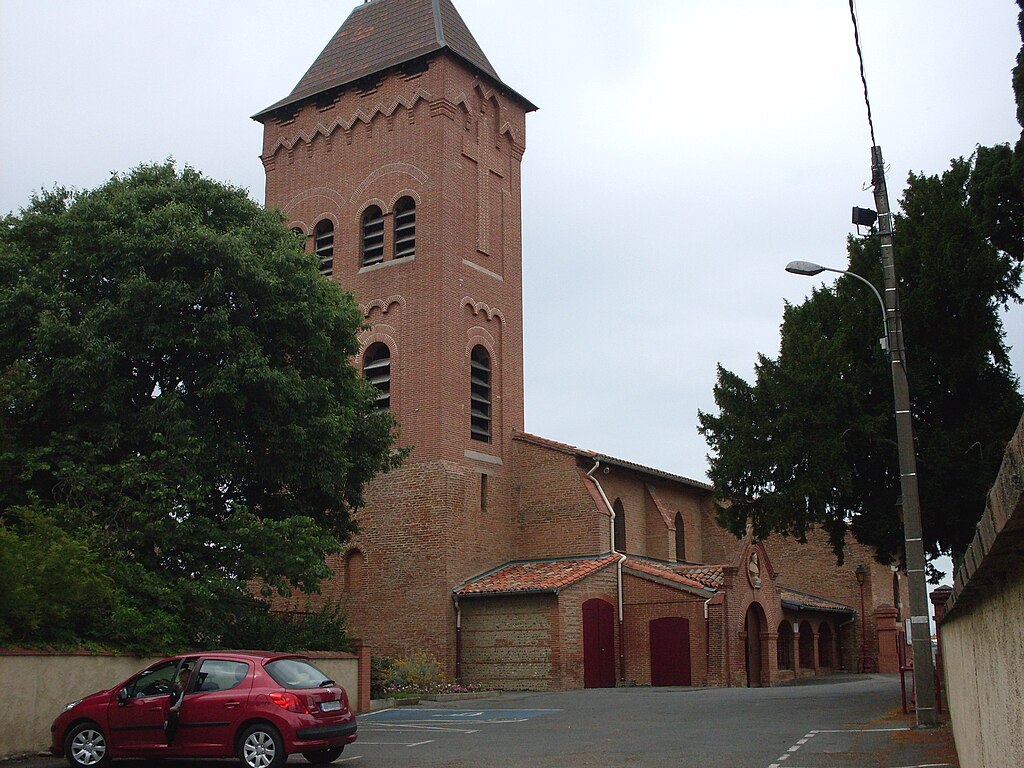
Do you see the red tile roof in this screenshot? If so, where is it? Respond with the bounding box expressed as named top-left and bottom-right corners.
top-left (779, 587), bottom-right (855, 614)
top-left (623, 558), bottom-right (721, 594)
top-left (454, 555), bottom-right (620, 597)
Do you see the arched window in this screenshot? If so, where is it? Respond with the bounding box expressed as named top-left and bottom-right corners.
top-left (361, 206), bottom-right (385, 266)
top-left (674, 512), bottom-right (685, 561)
top-left (470, 345), bottom-right (491, 442)
top-left (363, 343), bottom-right (391, 409)
top-left (314, 220), bottom-right (334, 276)
top-left (344, 549), bottom-right (364, 592)
top-left (394, 197), bottom-right (416, 259)
top-left (818, 623), bottom-right (834, 668)
top-left (798, 621), bottom-right (815, 668)
top-left (613, 498), bottom-right (626, 553)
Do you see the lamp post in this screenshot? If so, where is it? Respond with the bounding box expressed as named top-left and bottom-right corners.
top-left (785, 255), bottom-right (938, 726)
top-left (854, 564), bottom-right (873, 673)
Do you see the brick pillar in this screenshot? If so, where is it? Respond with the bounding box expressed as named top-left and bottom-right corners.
top-left (811, 631), bottom-right (821, 673)
top-left (354, 639), bottom-right (371, 713)
top-left (791, 625), bottom-right (801, 673)
top-left (930, 586), bottom-right (953, 711)
top-left (767, 631), bottom-right (779, 685)
top-left (874, 606), bottom-right (900, 673)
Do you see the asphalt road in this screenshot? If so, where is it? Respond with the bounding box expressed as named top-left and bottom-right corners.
top-left (19, 674), bottom-right (958, 768)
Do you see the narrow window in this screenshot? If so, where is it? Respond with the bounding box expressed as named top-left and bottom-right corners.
top-left (361, 205), bottom-right (385, 266)
top-left (344, 549), bottom-right (364, 592)
top-left (314, 220), bottom-right (334, 276)
top-left (674, 512), bottom-right (685, 561)
top-left (394, 197), bottom-right (416, 259)
top-left (470, 345), bottom-right (491, 442)
top-left (613, 498), bottom-right (626, 552)
top-left (363, 342), bottom-right (391, 409)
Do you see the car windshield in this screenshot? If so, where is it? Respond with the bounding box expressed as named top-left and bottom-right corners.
top-left (264, 658), bottom-right (332, 689)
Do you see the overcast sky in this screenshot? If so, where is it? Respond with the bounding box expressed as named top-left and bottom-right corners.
top-left (2, 1), bottom-right (1022, 491)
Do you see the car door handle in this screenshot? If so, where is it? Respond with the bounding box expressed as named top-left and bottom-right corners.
top-left (224, 701), bottom-right (241, 708)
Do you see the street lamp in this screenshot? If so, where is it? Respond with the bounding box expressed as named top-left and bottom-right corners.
top-left (854, 564), bottom-right (874, 673)
top-left (785, 255), bottom-right (938, 725)
top-left (784, 261), bottom-right (888, 351)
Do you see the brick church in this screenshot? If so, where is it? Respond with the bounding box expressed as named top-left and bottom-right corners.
top-left (254, 0), bottom-right (908, 689)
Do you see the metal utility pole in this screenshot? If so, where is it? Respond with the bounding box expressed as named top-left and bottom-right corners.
top-left (870, 145), bottom-right (938, 727)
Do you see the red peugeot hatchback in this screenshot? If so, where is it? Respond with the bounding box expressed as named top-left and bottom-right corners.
top-left (50, 651), bottom-right (357, 768)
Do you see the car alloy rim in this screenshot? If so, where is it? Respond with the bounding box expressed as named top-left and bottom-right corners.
top-left (243, 731), bottom-right (277, 768)
top-left (71, 729), bottom-right (106, 766)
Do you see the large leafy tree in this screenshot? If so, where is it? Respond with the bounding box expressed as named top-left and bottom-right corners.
top-left (0, 163), bottom-right (401, 647)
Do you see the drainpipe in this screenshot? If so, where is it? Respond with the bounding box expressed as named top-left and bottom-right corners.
top-left (453, 595), bottom-right (462, 681)
top-left (586, 458), bottom-right (626, 683)
top-left (704, 594), bottom-right (715, 682)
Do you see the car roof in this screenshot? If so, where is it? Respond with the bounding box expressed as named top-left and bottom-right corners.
top-left (164, 651), bottom-right (304, 663)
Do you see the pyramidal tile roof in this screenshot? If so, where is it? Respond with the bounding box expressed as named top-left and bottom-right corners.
top-left (255, 0), bottom-right (534, 119)
top-left (454, 555), bottom-right (620, 597)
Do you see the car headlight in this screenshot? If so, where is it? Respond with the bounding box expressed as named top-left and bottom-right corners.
top-left (63, 700), bottom-right (81, 712)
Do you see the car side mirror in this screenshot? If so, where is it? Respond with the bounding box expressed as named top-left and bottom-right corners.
top-left (117, 688), bottom-right (129, 706)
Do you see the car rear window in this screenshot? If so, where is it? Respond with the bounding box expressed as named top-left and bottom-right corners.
top-left (265, 658), bottom-right (332, 689)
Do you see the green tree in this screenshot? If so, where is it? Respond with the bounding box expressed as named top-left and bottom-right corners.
top-left (0, 162), bottom-right (401, 648)
top-left (699, 5), bottom-right (1024, 570)
top-left (699, 158), bottom-right (1023, 566)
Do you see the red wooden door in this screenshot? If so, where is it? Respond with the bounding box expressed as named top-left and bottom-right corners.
top-left (582, 598), bottom-right (616, 688)
top-left (649, 617), bottom-right (692, 686)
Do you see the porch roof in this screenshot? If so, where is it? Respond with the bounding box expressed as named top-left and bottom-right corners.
top-left (453, 554), bottom-right (620, 598)
top-left (780, 587), bottom-right (856, 615)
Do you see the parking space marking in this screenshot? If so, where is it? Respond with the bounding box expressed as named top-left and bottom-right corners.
top-left (355, 707), bottom-right (559, 749)
top-left (767, 728), bottom-right (952, 768)
top-left (361, 707), bottom-right (561, 725)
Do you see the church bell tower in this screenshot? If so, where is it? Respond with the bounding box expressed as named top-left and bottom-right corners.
top-left (253, 0), bottom-right (536, 666)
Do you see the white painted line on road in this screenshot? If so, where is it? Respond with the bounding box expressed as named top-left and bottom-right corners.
top-left (355, 740), bottom-right (435, 747)
top-left (360, 724), bottom-right (479, 733)
top-left (768, 730), bottom-right (816, 768)
top-left (809, 727), bottom-right (911, 733)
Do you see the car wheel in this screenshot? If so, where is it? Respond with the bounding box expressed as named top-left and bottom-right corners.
top-left (301, 747), bottom-right (344, 764)
top-left (64, 722), bottom-right (110, 768)
top-left (238, 723), bottom-right (286, 768)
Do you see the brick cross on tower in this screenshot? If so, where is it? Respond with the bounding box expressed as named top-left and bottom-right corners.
top-left (462, 104), bottom-right (505, 257)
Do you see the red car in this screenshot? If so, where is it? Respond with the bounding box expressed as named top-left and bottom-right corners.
top-left (50, 651), bottom-right (357, 768)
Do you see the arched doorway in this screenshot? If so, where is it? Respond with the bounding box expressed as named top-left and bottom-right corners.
top-left (777, 621), bottom-right (794, 671)
top-left (818, 623), bottom-right (834, 668)
top-left (582, 598), bottom-right (616, 688)
top-left (649, 617), bottom-right (691, 686)
top-left (798, 621), bottom-right (815, 669)
top-left (744, 602), bottom-right (769, 687)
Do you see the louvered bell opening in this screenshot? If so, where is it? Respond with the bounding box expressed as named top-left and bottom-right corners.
top-left (315, 223), bottom-right (334, 276)
top-left (394, 200), bottom-right (415, 259)
top-left (362, 209), bottom-right (385, 266)
top-left (363, 345), bottom-right (391, 409)
top-left (470, 349), bottom-right (491, 442)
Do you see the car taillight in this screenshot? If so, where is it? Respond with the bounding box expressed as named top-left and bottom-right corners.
top-left (269, 692), bottom-right (309, 714)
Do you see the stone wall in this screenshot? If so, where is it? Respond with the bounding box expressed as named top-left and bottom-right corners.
top-left (940, 413), bottom-right (1024, 768)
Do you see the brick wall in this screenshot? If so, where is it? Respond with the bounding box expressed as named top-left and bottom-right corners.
top-left (513, 437), bottom-right (608, 558)
top-left (459, 594), bottom-right (558, 690)
top-left (621, 574), bottom-right (709, 686)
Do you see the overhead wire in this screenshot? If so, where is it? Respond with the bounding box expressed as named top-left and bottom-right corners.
top-left (848, 0), bottom-right (877, 149)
